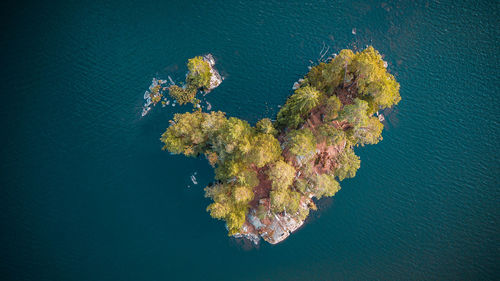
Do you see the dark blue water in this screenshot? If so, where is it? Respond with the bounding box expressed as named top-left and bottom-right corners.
top-left (1, 0), bottom-right (498, 280)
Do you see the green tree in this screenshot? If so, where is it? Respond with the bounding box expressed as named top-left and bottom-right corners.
top-left (205, 182), bottom-right (249, 235)
top-left (349, 46), bottom-right (401, 109)
top-left (285, 190), bottom-right (302, 214)
top-left (267, 160), bottom-right (296, 191)
top-left (214, 117), bottom-right (253, 156)
top-left (168, 85), bottom-right (197, 105)
top-left (270, 189), bottom-right (287, 213)
top-left (326, 48), bottom-right (355, 88)
top-left (256, 118), bottom-right (277, 135)
top-left (233, 185), bottom-right (254, 203)
top-left (236, 169), bottom-right (259, 188)
top-left (317, 124), bottom-right (346, 146)
top-left (206, 202), bottom-right (230, 219)
top-left (294, 178), bottom-right (309, 194)
top-left (276, 106), bottom-right (304, 129)
top-left (160, 111), bottom-right (209, 156)
top-left (287, 128), bottom-right (317, 157)
top-left (167, 56), bottom-right (214, 105)
top-left (270, 189), bottom-right (302, 214)
top-left (226, 209), bottom-right (247, 235)
top-left (324, 95), bottom-right (342, 121)
top-left (353, 116), bottom-right (384, 145)
top-left (205, 183), bottom-right (232, 218)
top-left (247, 133), bottom-right (282, 168)
top-left (340, 99), bottom-right (384, 145)
top-left (305, 62), bottom-right (328, 93)
top-left (186, 56), bottom-right (212, 89)
top-left (313, 173), bottom-right (341, 198)
top-left (214, 158), bottom-right (248, 181)
top-left (290, 86), bottom-right (323, 115)
top-left (306, 49), bottom-right (355, 94)
top-left (277, 86), bottom-right (324, 129)
top-left (339, 98), bottom-right (369, 128)
top-left (256, 204), bottom-right (268, 220)
top-left (335, 147), bottom-right (361, 181)
top-left (200, 111), bottom-right (227, 138)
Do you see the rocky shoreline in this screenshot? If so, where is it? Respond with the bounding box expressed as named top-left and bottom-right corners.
top-left (202, 54), bottom-right (222, 93)
top-left (140, 53), bottom-right (222, 117)
top-left (235, 204), bottom-right (307, 245)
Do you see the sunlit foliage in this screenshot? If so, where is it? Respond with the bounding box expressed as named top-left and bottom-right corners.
top-left (168, 85), bottom-right (197, 105)
top-left (340, 98), bottom-right (384, 145)
top-left (313, 173), bottom-right (341, 198)
top-left (307, 49), bottom-right (355, 94)
top-left (161, 46), bottom-right (401, 237)
top-left (256, 118), bottom-right (277, 135)
top-left (324, 95), bottom-right (342, 121)
top-left (287, 128), bottom-right (317, 157)
top-left (168, 56), bottom-right (213, 105)
top-left (349, 46), bottom-right (401, 109)
top-left (267, 160), bottom-right (296, 191)
top-left (277, 86), bottom-right (324, 129)
top-left (247, 133), bottom-right (281, 168)
top-left (335, 147), bottom-right (361, 181)
top-left (187, 56), bottom-right (212, 89)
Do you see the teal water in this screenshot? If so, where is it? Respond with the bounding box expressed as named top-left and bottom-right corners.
top-left (1, 0), bottom-right (498, 280)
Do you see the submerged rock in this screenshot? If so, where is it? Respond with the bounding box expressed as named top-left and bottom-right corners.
top-left (141, 78), bottom-right (168, 117)
top-left (190, 174), bottom-right (198, 185)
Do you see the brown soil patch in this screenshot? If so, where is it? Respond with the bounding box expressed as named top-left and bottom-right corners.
top-left (281, 146), bottom-right (298, 168)
top-left (335, 83), bottom-right (359, 105)
top-left (249, 166), bottom-right (272, 208)
top-left (306, 105), bottom-right (326, 130)
top-left (312, 140), bottom-right (346, 175)
top-left (332, 120), bottom-right (352, 130)
top-left (300, 103), bottom-right (347, 175)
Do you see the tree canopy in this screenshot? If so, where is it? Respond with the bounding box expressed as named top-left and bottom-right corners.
top-left (159, 46), bottom-right (401, 240)
top-left (277, 86), bottom-right (325, 129)
top-left (340, 98), bottom-right (384, 145)
top-left (167, 56), bottom-right (214, 105)
top-left (349, 46), bottom-right (401, 109)
top-left (267, 160), bottom-right (296, 191)
top-left (313, 173), bottom-right (341, 198)
top-left (187, 56), bottom-right (212, 89)
top-left (287, 128), bottom-right (317, 157)
top-left (256, 118), bottom-right (277, 135)
top-left (335, 147), bottom-right (361, 181)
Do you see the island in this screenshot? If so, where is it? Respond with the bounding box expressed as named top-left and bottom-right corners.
top-left (160, 46), bottom-right (401, 244)
top-left (141, 54), bottom-right (222, 116)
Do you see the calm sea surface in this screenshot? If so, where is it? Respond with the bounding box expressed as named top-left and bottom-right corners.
top-left (1, 0), bottom-right (498, 280)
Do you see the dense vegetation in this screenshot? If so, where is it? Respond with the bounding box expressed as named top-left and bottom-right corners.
top-left (167, 56), bottom-right (213, 105)
top-left (160, 46), bottom-right (400, 238)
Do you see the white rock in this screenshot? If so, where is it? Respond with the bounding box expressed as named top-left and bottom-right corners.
top-left (202, 54), bottom-right (223, 92)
